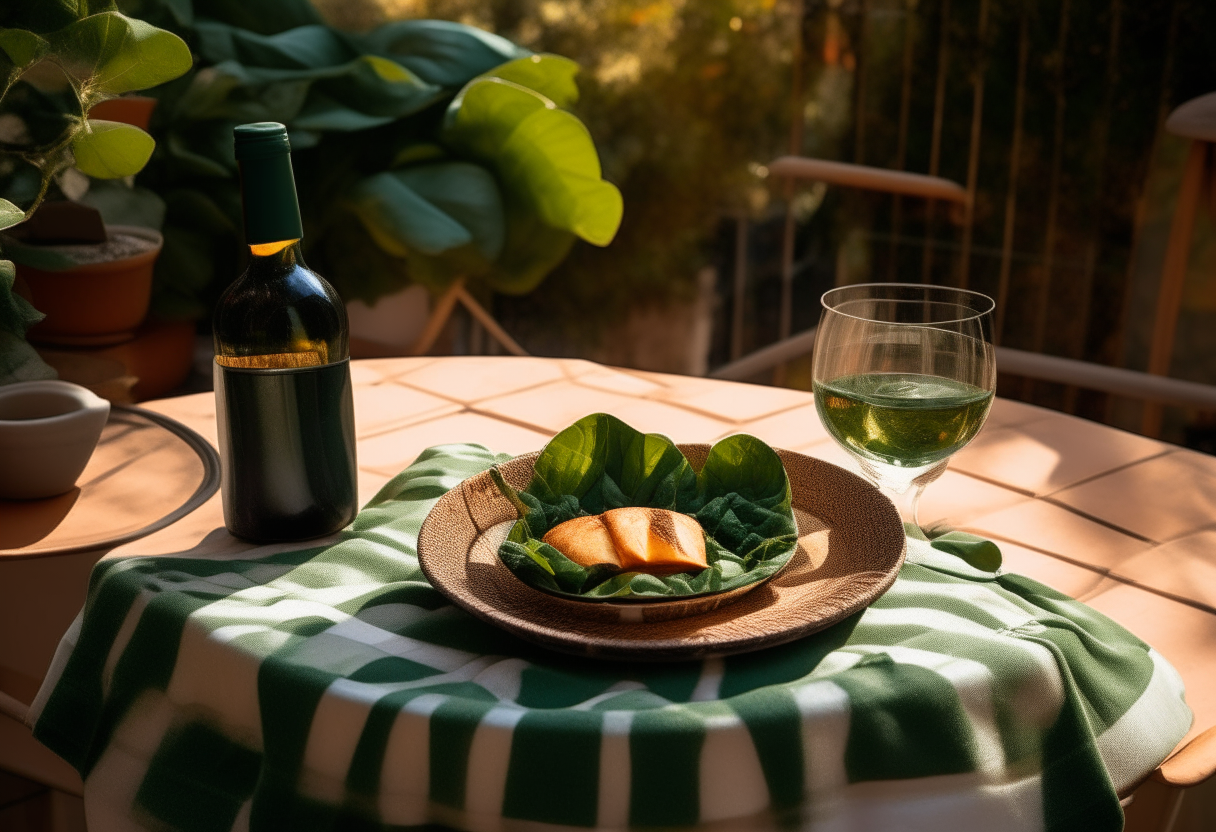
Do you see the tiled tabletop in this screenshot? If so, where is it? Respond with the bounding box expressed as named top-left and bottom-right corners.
top-left (21, 356), bottom-right (1216, 787)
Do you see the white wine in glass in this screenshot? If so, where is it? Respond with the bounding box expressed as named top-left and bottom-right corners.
top-left (812, 283), bottom-right (997, 531)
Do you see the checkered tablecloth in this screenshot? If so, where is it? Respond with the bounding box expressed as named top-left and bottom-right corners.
top-left (30, 444), bottom-right (1191, 832)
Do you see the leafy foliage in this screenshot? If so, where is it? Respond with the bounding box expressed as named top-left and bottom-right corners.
top-left (94, 0), bottom-right (622, 317)
top-left (0, 1), bottom-right (190, 384)
top-left (0, 256), bottom-right (54, 383)
top-left (495, 413), bottom-right (798, 600)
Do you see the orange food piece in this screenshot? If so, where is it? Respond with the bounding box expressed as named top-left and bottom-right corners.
top-left (541, 508), bottom-right (708, 576)
top-left (542, 515), bottom-right (621, 569)
top-left (603, 508), bottom-right (707, 575)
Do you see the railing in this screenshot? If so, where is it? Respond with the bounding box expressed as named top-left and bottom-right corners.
top-left (711, 0), bottom-right (1216, 440)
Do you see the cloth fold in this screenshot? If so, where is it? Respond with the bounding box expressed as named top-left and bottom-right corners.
top-left (31, 443), bottom-right (1191, 832)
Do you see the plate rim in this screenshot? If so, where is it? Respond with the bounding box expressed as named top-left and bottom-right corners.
top-left (419, 445), bottom-right (906, 661)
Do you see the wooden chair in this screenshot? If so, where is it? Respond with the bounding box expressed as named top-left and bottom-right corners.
top-left (710, 148), bottom-right (1216, 421)
top-left (1142, 92), bottom-right (1216, 435)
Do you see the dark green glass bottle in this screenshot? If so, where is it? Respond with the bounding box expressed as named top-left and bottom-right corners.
top-left (212, 122), bottom-right (357, 542)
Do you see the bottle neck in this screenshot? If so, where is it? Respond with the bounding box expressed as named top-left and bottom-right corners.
top-left (239, 151), bottom-right (304, 247)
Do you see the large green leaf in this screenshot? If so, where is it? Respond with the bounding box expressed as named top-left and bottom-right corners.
top-left (71, 119), bottom-right (155, 177)
top-left (486, 54), bottom-right (579, 109)
top-left (0, 258), bottom-right (56, 384)
top-left (0, 1), bottom-right (117, 36)
top-left (0, 199), bottom-right (24, 231)
top-left (180, 49), bottom-right (442, 131)
top-left (195, 22), bottom-right (356, 70)
top-left (0, 331), bottom-right (57, 384)
top-left (0, 259), bottom-right (43, 335)
top-left (444, 77), bottom-right (622, 247)
top-left (0, 28), bottom-right (49, 70)
top-left (50, 12), bottom-right (191, 96)
top-left (496, 414), bottom-right (798, 599)
top-left (483, 207), bottom-right (575, 295)
top-left (150, 188), bottom-right (239, 319)
top-left (351, 162), bottom-right (503, 264)
top-left (80, 180), bottom-right (166, 229)
top-left (356, 20), bottom-right (526, 89)
top-left (190, 0), bottom-right (323, 36)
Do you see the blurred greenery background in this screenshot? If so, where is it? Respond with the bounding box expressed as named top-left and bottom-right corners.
top-left (312, 0), bottom-right (1216, 448)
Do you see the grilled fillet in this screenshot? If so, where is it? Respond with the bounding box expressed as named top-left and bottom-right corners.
top-left (542, 508), bottom-right (708, 575)
top-left (601, 508), bottom-right (707, 574)
top-left (542, 515), bottom-right (622, 569)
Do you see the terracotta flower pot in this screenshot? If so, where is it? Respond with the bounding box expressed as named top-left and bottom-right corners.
top-left (87, 96), bottom-right (157, 131)
top-left (19, 225), bottom-right (163, 347)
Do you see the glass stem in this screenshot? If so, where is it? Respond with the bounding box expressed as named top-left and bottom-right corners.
top-left (890, 481), bottom-right (926, 536)
top-left (858, 458), bottom-right (948, 539)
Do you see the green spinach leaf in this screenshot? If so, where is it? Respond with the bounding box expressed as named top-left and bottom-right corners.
top-left (496, 413), bottom-right (797, 600)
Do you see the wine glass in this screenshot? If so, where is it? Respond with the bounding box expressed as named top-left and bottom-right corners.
top-left (811, 283), bottom-right (997, 533)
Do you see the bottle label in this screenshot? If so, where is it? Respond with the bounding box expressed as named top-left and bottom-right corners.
top-left (216, 351), bottom-right (327, 369)
top-left (214, 359), bottom-right (357, 541)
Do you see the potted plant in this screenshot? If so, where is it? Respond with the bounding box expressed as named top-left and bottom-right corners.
top-left (0, 4), bottom-right (191, 390)
top-left (112, 0), bottom-right (623, 352)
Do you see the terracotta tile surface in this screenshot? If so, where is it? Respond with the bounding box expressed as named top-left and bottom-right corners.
top-left (964, 500), bottom-right (1150, 571)
top-left (997, 541), bottom-right (1110, 600)
top-left (951, 414), bottom-right (1168, 496)
top-left (605, 398), bottom-right (735, 444)
top-left (1166, 447), bottom-right (1216, 479)
top-left (621, 369), bottom-right (732, 395)
top-left (348, 358), bottom-right (428, 386)
top-left (918, 470), bottom-right (1029, 530)
top-left (1108, 532), bottom-right (1216, 611)
top-left (476, 381), bottom-right (646, 433)
top-left (359, 356), bottom-right (436, 382)
top-left (651, 379), bottom-right (812, 424)
top-left (1053, 452), bottom-right (1216, 543)
top-left (983, 396), bottom-right (1056, 429)
top-left (719, 403), bottom-right (831, 451)
top-left (353, 382), bottom-right (460, 438)
top-left (1084, 583), bottom-right (1216, 752)
top-left (394, 356), bottom-right (567, 403)
top-left (357, 411), bottom-right (552, 477)
top-left (568, 364), bottom-right (666, 397)
top-left (801, 439), bottom-right (861, 472)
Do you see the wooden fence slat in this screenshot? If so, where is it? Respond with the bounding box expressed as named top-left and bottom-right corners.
top-left (958, 0), bottom-right (991, 289)
top-left (1029, 0), bottom-right (1072, 364)
top-left (995, 10), bottom-right (1029, 345)
top-left (920, 0), bottom-right (952, 284)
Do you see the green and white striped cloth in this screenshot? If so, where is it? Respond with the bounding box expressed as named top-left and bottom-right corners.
top-left (30, 444), bottom-right (1191, 832)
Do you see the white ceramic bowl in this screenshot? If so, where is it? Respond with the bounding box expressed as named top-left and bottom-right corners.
top-left (0, 380), bottom-right (110, 499)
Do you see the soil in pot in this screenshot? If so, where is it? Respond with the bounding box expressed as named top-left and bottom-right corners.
top-left (10, 224), bottom-right (163, 346)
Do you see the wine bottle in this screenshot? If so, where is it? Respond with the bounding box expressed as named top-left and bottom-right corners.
top-left (212, 122), bottom-right (357, 541)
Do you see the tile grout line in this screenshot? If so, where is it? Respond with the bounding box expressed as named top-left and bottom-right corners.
top-left (355, 405), bottom-right (466, 442)
top-left (962, 529), bottom-right (1113, 580)
top-left (943, 467), bottom-right (1038, 498)
top-left (462, 406), bottom-right (558, 441)
top-left (638, 393), bottom-right (815, 428)
top-left (1042, 447), bottom-right (1176, 497)
top-left (1037, 497), bottom-right (1157, 543)
top-left (971, 530), bottom-right (1216, 616)
top-left (396, 376), bottom-right (572, 409)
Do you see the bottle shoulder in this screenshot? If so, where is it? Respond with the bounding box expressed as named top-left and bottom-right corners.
top-left (214, 255), bottom-right (349, 364)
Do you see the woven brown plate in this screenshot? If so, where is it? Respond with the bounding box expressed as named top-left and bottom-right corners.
top-left (418, 445), bottom-right (906, 661)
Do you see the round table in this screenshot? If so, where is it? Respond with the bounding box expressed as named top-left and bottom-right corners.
top-left (1, 356), bottom-right (1213, 823)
